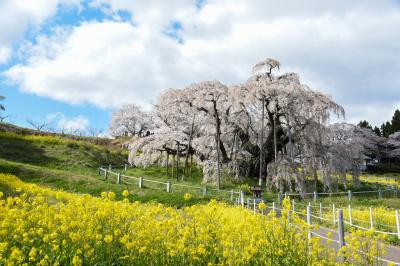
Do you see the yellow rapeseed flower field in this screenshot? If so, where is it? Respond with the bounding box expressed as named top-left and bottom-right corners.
top-left (0, 173), bottom-right (385, 265)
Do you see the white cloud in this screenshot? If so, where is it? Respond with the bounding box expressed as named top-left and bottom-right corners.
top-left (0, 0), bottom-right (82, 64)
top-left (3, 0), bottom-right (400, 125)
top-left (47, 112), bottom-right (89, 133)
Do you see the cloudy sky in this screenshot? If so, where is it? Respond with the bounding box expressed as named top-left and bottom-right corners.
top-left (1, 0), bottom-right (400, 133)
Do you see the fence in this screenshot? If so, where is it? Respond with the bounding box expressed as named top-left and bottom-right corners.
top-left (284, 187), bottom-right (398, 201)
top-left (235, 196), bottom-right (400, 265)
top-left (98, 165), bottom-right (241, 201)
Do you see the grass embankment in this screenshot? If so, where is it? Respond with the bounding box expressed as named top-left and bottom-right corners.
top-left (0, 132), bottom-right (234, 206)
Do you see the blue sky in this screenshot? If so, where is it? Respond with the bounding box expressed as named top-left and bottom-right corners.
top-left (0, 2), bottom-right (114, 132)
top-left (1, 0), bottom-right (400, 134)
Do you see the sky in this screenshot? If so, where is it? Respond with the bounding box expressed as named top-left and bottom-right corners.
top-left (1, 0), bottom-right (400, 134)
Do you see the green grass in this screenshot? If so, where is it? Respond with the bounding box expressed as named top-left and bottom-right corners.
top-left (0, 131), bottom-right (247, 206)
top-left (1, 130), bottom-right (399, 208)
top-left (0, 132), bottom-right (127, 170)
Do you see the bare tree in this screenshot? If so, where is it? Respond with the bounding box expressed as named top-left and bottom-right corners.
top-left (87, 126), bottom-right (104, 137)
top-left (26, 118), bottom-right (51, 131)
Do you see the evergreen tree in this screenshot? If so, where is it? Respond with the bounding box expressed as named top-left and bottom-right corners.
top-left (357, 120), bottom-right (372, 129)
top-left (373, 126), bottom-right (381, 137)
top-left (381, 121), bottom-right (392, 138)
top-left (391, 109), bottom-right (400, 133)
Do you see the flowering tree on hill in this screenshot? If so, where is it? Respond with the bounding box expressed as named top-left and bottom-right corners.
top-left (123, 58), bottom-right (387, 194)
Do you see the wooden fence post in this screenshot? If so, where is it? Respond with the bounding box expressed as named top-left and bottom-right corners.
top-left (370, 207), bottom-right (374, 229)
top-left (348, 205), bottom-right (353, 226)
top-left (292, 199), bottom-right (295, 213)
top-left (319, 203), bottom-right (323, 222)
top-left (253, 199), bottom-right (256, 214)
top-left (348, 190), bottom-right (352, 201)
top-left (117, 173), bottom-right (121, 184)
top-left (272, 201), bottom-right (276, 213)
top-left (278, 192), bottom-right (283, 205)
top-left (166, 181), bottom-right (171, 193)
top-left (203, 187), bottom-right (208, 196)
top-left (240, 191), bottom-right (245, 207)
top-left (378, 189), bottom-right (382, 199)
top-left (124, 164), bottom-right (127, 171)
top-left (307, 205), bottom-right (312, 240)
top-left (338, 209), bottom-right (345, 249)
top-left (333, 204), bottom-right (336, 227)
top-left (396, 209), bottom-right (400, 240)
top-left (139, 177), bottom-right (143, 188)
top-left (313, 191), bottom-right (318, 202)
top-left (109, 164), bottom-right (112, 171)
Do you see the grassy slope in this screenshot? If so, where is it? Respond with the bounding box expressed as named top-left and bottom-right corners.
top-left (0, 128), bottom-right (399, 208)
top-left (0, 132), bottom-right (225, 206)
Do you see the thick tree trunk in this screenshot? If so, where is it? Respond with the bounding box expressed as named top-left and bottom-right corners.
top-left (172, 154), bottom-right (175, 179)
top-left (184, 111), bottom-right (196, 177)
top-left (259, 98), bottom-right (265, 186)
top-left (176, 142), bottom-right (180, 180)
top-left (190, 153), bottom-right (193, 179)
top-left (166, 152), bottom-right (169, 176)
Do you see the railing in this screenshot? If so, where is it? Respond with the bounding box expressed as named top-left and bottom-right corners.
top-left (98, 165), bottom-right (241, 201)
top-left (235, 197), bottom-right (400, 265)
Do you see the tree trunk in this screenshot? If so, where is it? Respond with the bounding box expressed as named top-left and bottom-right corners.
top-left (184, 110), bottom-right (196, 178)
top-left (259, 97), bottom-right (265, 186)
top-left (166, 152), bottom-right (169, 176)
top-left (273, 113), bottom-right (277, 161)
top-left (172, 154), bottom-right (175, 179)
top-left (176, 142), bottom-right (180, 180)
top-left (190, 153), bottom-right (193, 179)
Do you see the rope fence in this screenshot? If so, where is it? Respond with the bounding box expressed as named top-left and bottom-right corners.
top-left (98, 166), bottom-right (241, 200)
top-left (235, 196), bottom-right (400, 265)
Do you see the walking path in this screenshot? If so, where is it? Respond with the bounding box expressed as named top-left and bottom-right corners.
top-left (313, 226), bottom-right (400, 265)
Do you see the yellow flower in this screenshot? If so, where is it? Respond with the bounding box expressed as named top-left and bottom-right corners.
top-left (29, 247), bottom-right (37, 262)
top-left (72, 255), bottom-right (82, 266)
top-left (122, 190), bottom-right (129, 197)
top-left (184, 193), bottom-right (192, 201)
top-left (104, 235), bottom-right (113, 244)
top-left (108, 192), bottom-right (116, 200)
top-left (258, 202), bottom-right (266, 210)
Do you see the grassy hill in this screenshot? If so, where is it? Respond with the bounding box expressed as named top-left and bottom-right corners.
top-left (1, 124), bottom-right (400, 208)
top-left (0, 130), bottom-right (229, 206)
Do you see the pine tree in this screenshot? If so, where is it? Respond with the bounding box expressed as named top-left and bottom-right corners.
top-left (373, 126), bottom-right (381, 137)
top-left (357, 120), bottom-right (372, 129)
top-left (381, 121), bottom-right (392, 138)
top-left (391, 109), bottom-right (400, 133)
